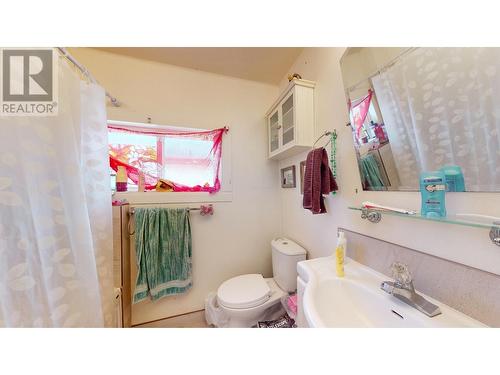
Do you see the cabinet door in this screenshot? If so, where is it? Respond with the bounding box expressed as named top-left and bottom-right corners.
top-left (281, 92), bottom-right (295, 146)
top-left (268, 109), bottom-right (281, 153)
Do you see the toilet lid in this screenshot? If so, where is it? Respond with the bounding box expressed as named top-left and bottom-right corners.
top-left (217, 274), bottom-right (271, 309)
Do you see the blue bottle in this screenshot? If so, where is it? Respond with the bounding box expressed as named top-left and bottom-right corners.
top-left (440, 165), bottom-right (465, 192)
top-left (420, 171), bottom-right (447, 218)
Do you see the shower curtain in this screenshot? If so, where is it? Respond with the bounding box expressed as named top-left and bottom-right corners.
top-left (0, 55), bottom-right (113, 327)
top-left (372, 47), bottom-right (500, 191)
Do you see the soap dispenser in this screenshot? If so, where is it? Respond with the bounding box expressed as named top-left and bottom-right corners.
top-left (335, 231), bottom-right (347, 277)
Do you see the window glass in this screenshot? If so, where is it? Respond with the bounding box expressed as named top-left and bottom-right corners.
top-left (108, 124), bottom-right (225, 192)
top-left (162, 137), bottom-right (215, 187)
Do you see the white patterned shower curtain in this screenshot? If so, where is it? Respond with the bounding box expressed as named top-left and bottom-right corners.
top-left (0, 54), bottom-right (113, 327)
top-left (372, 47), bottom-right (500, 191)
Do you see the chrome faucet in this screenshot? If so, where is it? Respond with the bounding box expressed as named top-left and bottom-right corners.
top-left (380, 262), bottom-right (441, 318)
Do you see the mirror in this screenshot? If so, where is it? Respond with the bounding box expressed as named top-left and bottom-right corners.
top-left (340, 47), bottom-right (500, 192)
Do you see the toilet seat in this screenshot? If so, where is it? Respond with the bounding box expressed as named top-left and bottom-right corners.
top-left (217, 274), bottom-right (271, 309)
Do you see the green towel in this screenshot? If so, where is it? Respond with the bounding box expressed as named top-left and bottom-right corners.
top-left (133, 207), bottom-right (192, 303)
top-left (360, 154), bottom-right (385, 191)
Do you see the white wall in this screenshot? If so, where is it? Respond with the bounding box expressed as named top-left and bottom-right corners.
top-left (341, 47), bottom-right (409, 89)
top-left (70, 47), bottom-right (500, 325)
top-left (69, 48), bottom-right (282, 324)
top-left (278, 47), bottom-right (500, 276)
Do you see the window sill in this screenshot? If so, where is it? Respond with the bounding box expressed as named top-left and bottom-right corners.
top-left (113, 191), bottom-right (233, 205)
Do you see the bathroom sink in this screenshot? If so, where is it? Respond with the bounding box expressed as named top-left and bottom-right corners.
top-left (298, 257), bottom-right (486, 328)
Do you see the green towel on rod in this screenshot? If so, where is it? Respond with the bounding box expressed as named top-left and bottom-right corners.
top-left (133, 207), bottom-right (192, 303)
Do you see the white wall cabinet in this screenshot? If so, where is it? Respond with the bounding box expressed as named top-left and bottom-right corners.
top-left (266, 79), bottom-right (315, 160)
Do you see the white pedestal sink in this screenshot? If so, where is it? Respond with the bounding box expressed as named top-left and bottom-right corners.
top-left (297, 257), bottom-right (486, 328)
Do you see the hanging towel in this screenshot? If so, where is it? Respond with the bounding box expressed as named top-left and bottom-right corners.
top-left (360, 154), bottom-right (385, 190)
top-left (303, 147), bottom-right (338, 214)
top-left (133, 207), bottom-right (192, 303)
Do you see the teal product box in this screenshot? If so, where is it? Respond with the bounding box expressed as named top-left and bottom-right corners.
top-left (420, 171), bottom-right (447, 218)
top-left (440, 165), bottom-right (465, 192)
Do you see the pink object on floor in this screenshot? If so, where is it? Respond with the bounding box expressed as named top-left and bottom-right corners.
top-left (287, 295), bottom-right (298, 315)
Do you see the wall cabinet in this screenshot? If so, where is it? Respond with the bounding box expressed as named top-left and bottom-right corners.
top-left (266, 79), bottom-right (315, 160)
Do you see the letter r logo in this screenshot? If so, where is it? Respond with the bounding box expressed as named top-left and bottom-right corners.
top-left (2, 49), bottom-right (53, 102)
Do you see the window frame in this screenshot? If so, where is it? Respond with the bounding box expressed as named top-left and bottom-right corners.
top-left (108, 120), bottom-right (232, 204)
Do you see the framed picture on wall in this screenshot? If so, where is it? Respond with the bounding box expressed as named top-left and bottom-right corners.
top-left (281, 165), bottom-right (296, 188)
top-left (300, 160), bottom-right (306, 194)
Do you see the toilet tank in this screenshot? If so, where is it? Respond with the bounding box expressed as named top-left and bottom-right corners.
top-left (271, 238), bottom-right (307, 292)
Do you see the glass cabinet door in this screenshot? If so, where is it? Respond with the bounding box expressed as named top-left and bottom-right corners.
top-left (281, 93), bottom-right (294, 146)
top-left (269, 110), bottom-right (280, 153)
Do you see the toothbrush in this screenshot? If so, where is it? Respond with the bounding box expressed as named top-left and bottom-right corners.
top-left (362, 201), bottom-right (417, 215)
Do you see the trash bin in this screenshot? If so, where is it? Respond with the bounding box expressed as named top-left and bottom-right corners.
top-left (204, 292), bottom-right (229, 327)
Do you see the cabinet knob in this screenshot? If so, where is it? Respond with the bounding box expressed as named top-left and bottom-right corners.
top-left (277, 125), bottom-right (282, 129)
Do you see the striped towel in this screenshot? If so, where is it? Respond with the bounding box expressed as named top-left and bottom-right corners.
top-left (303, 147), bottom-right (338, 214)
top-left (133, 207), bottom-right (192, 303)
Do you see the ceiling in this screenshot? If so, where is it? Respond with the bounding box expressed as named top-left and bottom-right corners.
top-left (95, 47), bottom-right (303, 85)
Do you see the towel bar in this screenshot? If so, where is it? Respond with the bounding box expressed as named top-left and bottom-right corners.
top-left (127, 205), bottom-right (213, 236)
top-left (312, 129), bottom-right (337, 149)
top-left (129, 206), bottom-right (204, 215)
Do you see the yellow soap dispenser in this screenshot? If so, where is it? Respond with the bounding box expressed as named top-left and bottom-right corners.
top-left (335, 231), bottom-right (346, 277)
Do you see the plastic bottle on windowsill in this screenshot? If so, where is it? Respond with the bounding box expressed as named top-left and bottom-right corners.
top-left (115, 166), bottom-right (128, 192)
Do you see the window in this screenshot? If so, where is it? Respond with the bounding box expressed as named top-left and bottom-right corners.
top-left (108, 122), bottom-right (227, 193)
top-left (109, 131), bottom-right (162, 187)
top-left (349, 90), bottom-right (387, 146)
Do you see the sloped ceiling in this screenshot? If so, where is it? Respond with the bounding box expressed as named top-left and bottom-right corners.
top-left (95, 47), bottom-right (304, 85)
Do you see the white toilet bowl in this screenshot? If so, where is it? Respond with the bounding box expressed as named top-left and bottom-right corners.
top-left (214, 238), bottom-right (307, 327)
top-left (217, 275), bottom-right (285, 327)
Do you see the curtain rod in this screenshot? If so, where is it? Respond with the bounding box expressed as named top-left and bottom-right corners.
top-left (57, 47), bottom-right (120, 107)
top-left (107, 119), bottom-right (230, 133)
top-left (107, 119), bottom-right (204, 131)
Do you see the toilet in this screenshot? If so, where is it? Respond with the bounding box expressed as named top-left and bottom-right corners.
top-left (216, 238), bottom-right (307, 327)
